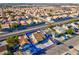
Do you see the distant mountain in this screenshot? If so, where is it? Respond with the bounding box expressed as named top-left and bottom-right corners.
top-left (0, 3), bottom-right (79, 8)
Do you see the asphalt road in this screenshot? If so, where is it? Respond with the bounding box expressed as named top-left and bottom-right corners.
top-left (0, 24), bottom-right (48, 40)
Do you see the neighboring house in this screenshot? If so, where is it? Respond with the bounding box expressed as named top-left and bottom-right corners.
top-left (62, 24), bottom-right (69, 30)
top-left (29, 31), bottom-right (46, 44)
top-left (53, 15), bottom-right (58, 19)
top-left (9, 21), bottom-right (18, 26)
top-left (36, 19), bottom-right (42, 23)
top-left (33, 19), bottom-right (38, 24)
top-left (62, 23), bottom-right (74, 30)
top-left (18, 35), bottom-right (29, 46)
top-left (29, 30), bottom-right (54, 49)
top-left (19, 20), bottom-right (27, 25)
top-left (54, 36), bottom-right (64, 42)
top-left (43, 28), bottom-right (52, 34)
top-left (46, 17), bottom-right (51, 22)
top-left (71, 23), bottom-right (78, 28)
top-left (53, 26), bottom-right (65, 34)
top-left (26, 19), bottom-right (32, 24)
top-left (1, 23), bottom-right (10, 29)
top-left (10, 21), bottom-right (18, 24)
top-left (46, 17), bottom-right (54, 23)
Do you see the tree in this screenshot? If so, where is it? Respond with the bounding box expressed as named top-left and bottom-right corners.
top-left (6, 36), bottom-right (19, 55)
top-left (6, 36), bottom-right (19, 47)
top-left (10, 23), bottom-right (19, 29)
top-left (66, 28), bottom-right (75, 34)
top-left (69, 20), bottom-right (77, 23)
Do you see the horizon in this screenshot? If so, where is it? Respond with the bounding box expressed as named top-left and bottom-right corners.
top-left (0, 0), bottom-right (79, 3)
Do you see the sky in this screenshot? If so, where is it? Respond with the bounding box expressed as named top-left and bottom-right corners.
top-left (0, 0), bottom-right (79, 3)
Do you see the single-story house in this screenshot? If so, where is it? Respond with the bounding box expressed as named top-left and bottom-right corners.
top-left (53, 26), bottom-right (65, 34)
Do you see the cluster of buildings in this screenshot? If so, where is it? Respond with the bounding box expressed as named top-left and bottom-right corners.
top-left (0, 20), bottom-right (79, 55)
top-left (0, 6), bottom-right (79, 32)
top-left (0, 4), bottom-right (79, 55)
